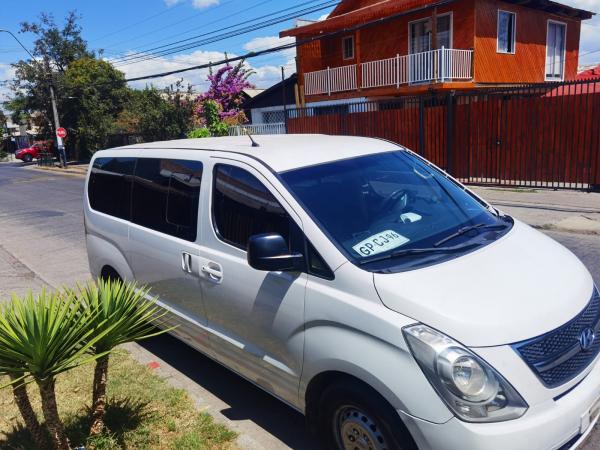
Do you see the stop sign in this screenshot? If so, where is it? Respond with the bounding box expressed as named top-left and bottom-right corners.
top-left (56, 127), bottom-right (67, 138)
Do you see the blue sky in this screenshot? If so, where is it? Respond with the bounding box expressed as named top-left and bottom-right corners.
top-left (1, 0), bottom-right (599, 103)
top-left (0, 0), bottom-right (332, 100)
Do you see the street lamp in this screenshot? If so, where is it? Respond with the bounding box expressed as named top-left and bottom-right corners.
top-left (0, 28), bottom-right (67, 167)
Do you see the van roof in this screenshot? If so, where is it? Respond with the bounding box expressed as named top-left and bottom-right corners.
top-left (107, 134), bottom-right (402, 172)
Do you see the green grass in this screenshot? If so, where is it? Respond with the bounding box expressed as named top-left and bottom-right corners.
top-left (0, 350), bottom-right (238, 450)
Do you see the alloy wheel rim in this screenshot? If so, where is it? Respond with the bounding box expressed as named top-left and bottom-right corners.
top-left (334, 406), bottom-right (388, 450)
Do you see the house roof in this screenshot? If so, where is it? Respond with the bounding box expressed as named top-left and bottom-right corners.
top-left (245, 73), bottom-right (298, 109)
top-left (577, 65), bottom-right (600, 80)
top-left (281, 0), bottom-right (594, 38)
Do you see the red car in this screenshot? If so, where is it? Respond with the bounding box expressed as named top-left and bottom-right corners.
top-left (15, 141), bottom-right (53, 163)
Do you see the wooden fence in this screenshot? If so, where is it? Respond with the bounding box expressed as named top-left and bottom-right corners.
top-left (287, 78), bottom-right (600, 189)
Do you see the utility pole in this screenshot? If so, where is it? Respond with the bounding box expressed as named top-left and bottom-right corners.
top-left (49, 83), bottom-right (66, 167)
top-left (0, 29), bottom-right (66, 167)
top-left (281, 66), bottom-right (288, 134)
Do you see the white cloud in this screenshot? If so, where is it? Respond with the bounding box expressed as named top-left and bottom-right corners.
top-left (192, 0), bottom-right (219, 8)
top-left (243, 35), bottom-right (296, 59)
top-left (0, 63), bottom-right (16, 106)
top-left (164, 0), bottom-right (219, 8)
top-left (108, 46), bottom-right (294, 93)
top-left (318, 13), bottom-right (329, 21)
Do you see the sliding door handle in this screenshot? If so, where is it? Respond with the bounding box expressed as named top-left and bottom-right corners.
top-left (201, 263), bottom-right (223, 283)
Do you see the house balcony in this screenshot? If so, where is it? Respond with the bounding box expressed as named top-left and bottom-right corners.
top-left (304, 48), bottom-right (474, 97)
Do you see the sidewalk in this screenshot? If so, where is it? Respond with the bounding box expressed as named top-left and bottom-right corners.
top-left (470, 186), bottom-right (600, 235)
top-left (26, 162), bottom-right (89, 177)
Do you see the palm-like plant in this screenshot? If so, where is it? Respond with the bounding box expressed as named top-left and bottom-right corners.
top-left (74, 279), bottom-right (167, 436)
top-left (0, 289), bottom-right (111, 450)
top-left (0, 301), bottom-right (49, 449)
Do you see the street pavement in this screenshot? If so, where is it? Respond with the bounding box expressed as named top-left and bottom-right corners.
top-left (0, 162), bottom-right (599, 449)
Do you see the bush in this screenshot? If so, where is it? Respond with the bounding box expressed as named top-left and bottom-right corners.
top-left (187, 128), bottom-right (211, 139)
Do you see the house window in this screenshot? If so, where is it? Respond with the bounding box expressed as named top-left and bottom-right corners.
top-left (342, 36), bottom-right (354, 60)
top-left (546, 21), bottom-right (566, 80)
top-left (497, 10), bottom-right (516, 54)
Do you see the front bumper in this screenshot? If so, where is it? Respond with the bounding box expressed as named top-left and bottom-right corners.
top-left (400, 358), bottom-right (600, 450)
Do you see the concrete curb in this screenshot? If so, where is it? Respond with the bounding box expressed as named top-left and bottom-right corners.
top-left (26, 165), bottom-right (88, 178)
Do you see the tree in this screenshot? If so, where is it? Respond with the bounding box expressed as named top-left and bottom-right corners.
top-left (8, 12), bottom-right (93, 139)
top-left (194, 61), bottom-right (254, 126)
top-left (114, 82), bottom-right (194, 142)
top-left (62, 57), bottom-right (128, 158)
top-left (0, 289), bottom-right (110, 450)
top-left (73, 279), bottom-right (166, 436)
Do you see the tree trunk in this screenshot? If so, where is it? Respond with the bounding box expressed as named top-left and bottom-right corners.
top-left (37, 378), bottom-right (71, 450)
top-left (10, 374), bottom-right (49, 449)
top-left (89, 355), bottom-right (109, 436)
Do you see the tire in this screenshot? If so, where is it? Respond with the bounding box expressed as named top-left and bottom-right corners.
top-left (23, 154), bottom-right (32, 163)
top-left (317, 379), bottom-right (417, 450)
top-left (100, 266), bottom-right (122, 283)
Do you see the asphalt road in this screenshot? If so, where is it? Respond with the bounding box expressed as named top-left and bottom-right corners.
top-left (0, 162), bottom-right (599, 449)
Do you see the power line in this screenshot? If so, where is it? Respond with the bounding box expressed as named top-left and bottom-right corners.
top-left (111, 0), bottom-right (336, 66)
top-left (97, 0), bottom-right (244, 52)
top-left (87, 1), bottom-right (187, 43)
top-left (98, 0), bottom-right (259, 57)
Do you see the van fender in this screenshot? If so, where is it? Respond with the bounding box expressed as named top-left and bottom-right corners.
top-left (85, 233), bottom-right (133, 281)
top-left (299, 320), bottom-right (453, 424)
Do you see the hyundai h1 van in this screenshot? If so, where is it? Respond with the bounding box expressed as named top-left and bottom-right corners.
top-left (84, 135), bottom-right (600, 450)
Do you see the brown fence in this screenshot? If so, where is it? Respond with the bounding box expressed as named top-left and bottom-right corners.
top-left (287, 78), bottom-right (600, 190)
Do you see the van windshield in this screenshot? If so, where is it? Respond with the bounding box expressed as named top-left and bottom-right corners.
top-left (280, 151), bottom-right (513, 272)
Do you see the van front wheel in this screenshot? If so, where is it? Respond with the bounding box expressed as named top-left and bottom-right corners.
top-left (317, 380), bottom-right (416, 450)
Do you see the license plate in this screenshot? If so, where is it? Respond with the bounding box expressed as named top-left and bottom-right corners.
top-left (352, 230), bottom-right (409, 257)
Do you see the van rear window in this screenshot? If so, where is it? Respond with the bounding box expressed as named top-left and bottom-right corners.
top-left (88, 157), bottom-right (135, 220)
top-left (88, 156), bottom-right (202, 242)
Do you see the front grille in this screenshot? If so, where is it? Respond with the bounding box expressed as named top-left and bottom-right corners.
top-left (513, 287), bottom-right (600, 388)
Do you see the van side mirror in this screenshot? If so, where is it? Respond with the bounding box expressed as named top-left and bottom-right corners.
top-left (247, 233), bottom-right (304, 272)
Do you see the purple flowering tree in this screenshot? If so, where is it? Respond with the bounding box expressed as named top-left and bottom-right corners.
top-left (194, 61), bottom-right (254, 126)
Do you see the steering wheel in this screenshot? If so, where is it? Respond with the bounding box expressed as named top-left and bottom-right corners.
top-left (382, 189), bottom-right (409, 212)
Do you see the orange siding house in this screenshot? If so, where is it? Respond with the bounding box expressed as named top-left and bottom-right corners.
top-left (281, 0), bottom-right (593, 103)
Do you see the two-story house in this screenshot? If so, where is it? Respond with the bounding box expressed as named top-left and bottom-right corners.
top-left (280, 0), bottom-right (594, 105)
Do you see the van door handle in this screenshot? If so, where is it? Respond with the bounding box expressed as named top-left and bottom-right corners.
top-left (181, 252), bottom-right (193, 274)
top-left (201, 263), bottom-right (223, 283)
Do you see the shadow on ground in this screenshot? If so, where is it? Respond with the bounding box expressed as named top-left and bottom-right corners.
top-left (139, 334), bottom-right (323, 450)
top-left (0, 396), bottom-right (149, 450)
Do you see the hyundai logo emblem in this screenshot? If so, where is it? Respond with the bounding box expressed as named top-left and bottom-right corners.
top-left (579, 328), bottom-right (596, 351)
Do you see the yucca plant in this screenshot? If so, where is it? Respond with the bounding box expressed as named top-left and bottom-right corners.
top-left (74, 279), bottom-right (168, 436)
top-left (0, 300), bottom-right (49, 448)
top-left (0, 289), bottom-right (111, 450)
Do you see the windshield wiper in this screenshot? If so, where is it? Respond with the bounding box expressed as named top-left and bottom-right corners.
top-left (357, 243), bottom-right (479, 266)
top-left (433, 222), bottom-right (510, 247)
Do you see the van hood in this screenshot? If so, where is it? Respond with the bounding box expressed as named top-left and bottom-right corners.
top-left (373, 220), bottom-right (594, 347)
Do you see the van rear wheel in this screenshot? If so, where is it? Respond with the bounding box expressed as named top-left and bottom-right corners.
top-left (317, 380), bottom-right (416, 450)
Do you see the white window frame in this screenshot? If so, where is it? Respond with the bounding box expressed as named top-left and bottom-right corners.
top-left (545, 19), bottom-right (567, 81)
top-left (342, 35), bottom-right (355, 60)
top-left (407, 12), bottom-right (453, 54)
top-left (496, 9), bottom-right (516, 54)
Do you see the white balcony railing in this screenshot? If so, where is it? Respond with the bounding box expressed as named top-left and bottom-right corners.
top-left (229, 123), bottom-right (286, 136)
top-left (305, 48), bottom-right (473, 95)
top-left (305, 64), bottom-right (358, 95)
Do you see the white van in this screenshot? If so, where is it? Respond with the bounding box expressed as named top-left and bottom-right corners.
top-left (84, 135), bottom-right (600, 450)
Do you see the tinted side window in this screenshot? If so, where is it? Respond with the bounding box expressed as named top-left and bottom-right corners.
top-left (88, 157), bottom-right (135, 220)
top-left (131, 158), bottom-right (202, 241)
top-left (212, 164), bottom-right (291, 250)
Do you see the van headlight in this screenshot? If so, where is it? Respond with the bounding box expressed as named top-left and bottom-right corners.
top-left (403, 324), bottom-right (528, 422)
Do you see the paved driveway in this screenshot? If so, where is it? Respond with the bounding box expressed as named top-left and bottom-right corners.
top-left (0, 163), bottom-right (598, 449)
